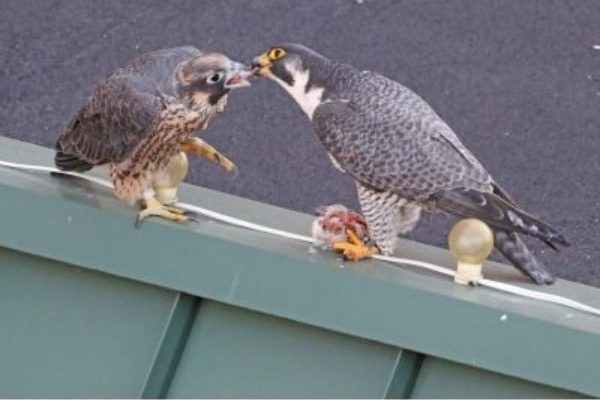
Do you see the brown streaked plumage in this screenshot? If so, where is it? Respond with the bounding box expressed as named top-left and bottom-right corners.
top-left (55, 46), bottom-right (250, 223)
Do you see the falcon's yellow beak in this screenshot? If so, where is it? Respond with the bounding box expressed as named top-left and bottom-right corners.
top-left (250, 52), bottom-right (272, 77)
top-left (250, 47), bottom-right (287, 77)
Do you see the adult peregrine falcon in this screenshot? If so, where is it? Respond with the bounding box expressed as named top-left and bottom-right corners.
top-left (55, 46), bottom-right (250, 224)
top-left (251, 43), bottom-right (569, 284)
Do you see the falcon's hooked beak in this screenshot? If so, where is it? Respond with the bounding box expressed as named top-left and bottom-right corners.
top-left (250, 52), bottom-right (273, 77)
top-left (249, 47), bottom-right (296, 86)
top-left (224, 62), bottom-right (252, 89)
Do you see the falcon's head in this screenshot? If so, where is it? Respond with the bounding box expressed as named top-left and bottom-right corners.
top-left (250, 44), bottom-right (331, 118)
top-left (176, 53), bottom-right (252, 105)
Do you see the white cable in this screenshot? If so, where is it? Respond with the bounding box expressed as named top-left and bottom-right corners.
top-left (0, 160), bottom-right (113, 189)
top-left (480, 279), bottom-right (600, 316)
top-left (1, 159), bottom-right (599, 317)
top-left (177, 202), bottom-right (315, 244)
top-left (374, 254), bottom-right (456, 277)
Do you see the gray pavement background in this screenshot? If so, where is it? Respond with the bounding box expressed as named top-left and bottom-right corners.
top-left (1, 0), bottom-right (599, 285)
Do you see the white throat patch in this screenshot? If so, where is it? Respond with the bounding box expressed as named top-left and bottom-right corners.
top-left (269, 68), bottom-right (324, 120)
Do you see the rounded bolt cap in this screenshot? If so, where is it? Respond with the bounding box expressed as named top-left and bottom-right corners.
top-left (448, 218), bottom-right (494, 264)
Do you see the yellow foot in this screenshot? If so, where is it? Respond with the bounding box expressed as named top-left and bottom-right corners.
top-left (333, 229), bottom-right (377, 261)
top-left (162, 204), bottom-right (187, 215)
top-left (181, 137), bottom-right (237, 174)
top-left (135, 197), bottom-right (189, 227)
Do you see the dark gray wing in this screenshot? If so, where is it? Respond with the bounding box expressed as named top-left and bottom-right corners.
top-left (311, 97), bottom-right (492, 199)
top-left (312, 97), bottom-right (568, 246)
top-left (55, 74), bottom-right (164, 169)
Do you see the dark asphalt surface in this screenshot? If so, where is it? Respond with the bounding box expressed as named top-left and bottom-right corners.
top-left (1, 0), bottom-right (599, 286)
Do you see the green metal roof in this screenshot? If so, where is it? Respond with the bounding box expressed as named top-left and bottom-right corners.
top-left (0, 135), bottom-right (599, 397)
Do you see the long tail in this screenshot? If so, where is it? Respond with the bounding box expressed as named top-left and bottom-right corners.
top-left (433, 188), bottom-right (569, 248)
top-left (494, 230), bottom-right (555, 284)
top-left (54, 142), bottom-right (94, 172)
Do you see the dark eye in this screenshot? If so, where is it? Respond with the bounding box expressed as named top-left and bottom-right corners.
top-left (269, 47), bottom-right (286, 60)
top-left (207, 72), bottom-right (224, 84)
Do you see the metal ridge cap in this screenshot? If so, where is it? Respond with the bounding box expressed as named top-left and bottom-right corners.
top-left (0, 135), bottom-right (599, 396)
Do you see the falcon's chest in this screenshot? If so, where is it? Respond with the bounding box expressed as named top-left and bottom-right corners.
top-left (160, 94), bottom-right (228, 137)
top-left (187, 92), bottom-right (228, 130)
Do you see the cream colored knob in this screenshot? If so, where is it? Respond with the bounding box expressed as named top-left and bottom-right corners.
top-left (448, 218), bottom-right (494, 285)
top-left (153, 152), bottom-right (189, 205)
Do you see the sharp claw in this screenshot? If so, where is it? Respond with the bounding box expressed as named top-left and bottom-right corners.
top-left (218, 156), bottom-right (238, 175)
top-left (166, 206), bottom-right (198, 220)
top-left (333, 242), bottom-right (348, 253)
top-left (344, 249), bottom-right (361, 261)
top-left (135, 214), bottom-right (147, 229)
top-left (185, 210), bottom-right (199, 219)
top-left (136, 197), bottom-right (190, 226)
top-left (183, 137), bottom-right (237, 175)
top-left (163, 205), bottom-right (187, 215)
top-left (346, 229), bottom-right (362, 246)
top-left (227, 164), bottom-right (239, 176)
top-left (174, 208), bottom-right (198, 222)
top-left (332, 240), bottom-right (375, 261)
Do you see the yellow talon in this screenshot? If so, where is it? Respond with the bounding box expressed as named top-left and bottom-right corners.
top-left (333, 229), bottom-right (377, 261)
top-left (346, 228), bottom-right (363, 246)
top-left (181, 137), bottom-right (237, 174)
top-left (136, 196), bottom-right (189, 227)
top-left (162, 204), bottom-right (188, 215)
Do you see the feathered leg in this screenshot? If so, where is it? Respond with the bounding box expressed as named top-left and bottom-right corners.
top-left (333, 184), bottom-right (421, 260)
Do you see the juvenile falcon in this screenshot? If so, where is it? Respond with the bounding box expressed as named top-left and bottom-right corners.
top-left (251, 43), bottom-right (569, 284)
top-left (55, 46), bottom-right (250, 224)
